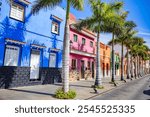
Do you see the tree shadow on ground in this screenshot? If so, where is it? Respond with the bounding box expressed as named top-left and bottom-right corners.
top-left (143, 89), bottom-right (150, 97)
top-left (7, 89), bottom-right (55, 97)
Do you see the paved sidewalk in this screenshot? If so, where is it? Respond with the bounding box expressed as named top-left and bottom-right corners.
top-left (0, 76), bottom-right (141, 100)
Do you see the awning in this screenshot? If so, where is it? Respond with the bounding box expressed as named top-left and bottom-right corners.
top-left (50, 48), bottom-right (60, 52)
top-left (18, 0), bottom-right (31, 5)
top-left (31, 44), bottom-right (46, 49)
top-left (5, 38), bottom-right (26, 45)
top-left (51, 15), bottom-right (63, 22)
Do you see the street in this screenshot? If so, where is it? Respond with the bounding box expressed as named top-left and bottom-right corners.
top-left (91, 75), bottom-right (150, 100)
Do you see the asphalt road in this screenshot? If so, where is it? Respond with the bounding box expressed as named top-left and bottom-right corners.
top-left (91, 75), bottom-right (150, 100)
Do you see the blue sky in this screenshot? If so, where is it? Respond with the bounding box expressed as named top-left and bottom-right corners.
top-left (60, 0), bottom-right (150, 47)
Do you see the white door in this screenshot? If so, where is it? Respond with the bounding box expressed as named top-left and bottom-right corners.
top-left (4, 45), bottom-right (20, 66)
top-left (49, 53), bottom-right (56, 67)
top-left (30, 50), bottom-right (40, 79)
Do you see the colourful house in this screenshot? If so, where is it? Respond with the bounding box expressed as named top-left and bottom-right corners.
top-left (69, 14), bottom-right (96, 81)
top-left (100, 42), bottom-right (111, 78)
top-left (114, 52), bottom-right (120, 76)
top-left (0, 0), bottom-right (66, 88)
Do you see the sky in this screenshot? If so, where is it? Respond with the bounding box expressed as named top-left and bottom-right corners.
top-left (60, 0), bottom-right (150, 48)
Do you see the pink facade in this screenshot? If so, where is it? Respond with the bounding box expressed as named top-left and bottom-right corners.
top-left (69, 25), bottom-right (96, 81)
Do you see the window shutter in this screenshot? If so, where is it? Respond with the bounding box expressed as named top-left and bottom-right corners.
top-left (10, 3), bottom-right (24, 21)
top-left (49, 53), bottom-right (56, 67)
top-left (4, 45), bottom-right (20, 66)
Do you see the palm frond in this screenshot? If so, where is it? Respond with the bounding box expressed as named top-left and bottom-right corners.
top-left (108, 38), bottom-right (122, 45)
top-left (32, 0), bottom-right (62, 14)
top-left (70, 0), bottom-right (84, 11)
top-left (75, 16), bottom-right (98, 32)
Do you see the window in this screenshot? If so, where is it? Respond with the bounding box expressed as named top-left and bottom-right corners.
top-left (87, 61), bottom-right (91, 70)
top-left (4, 45), bottom-right (20, 66)
top-left (51, 21), bottom-right (59, 34)
top-left (49, 53), bottom-right (57, 67)
top-left (82, 38), bottom-right (86, 45)
top-left (71, 59), bottom-right (76, 69)
top-left (90, 41), bottom-right (93, 47)
top-left (10, 2), bottom-right (25, 21)
top-left (73, 34), bottom-right (78, 42)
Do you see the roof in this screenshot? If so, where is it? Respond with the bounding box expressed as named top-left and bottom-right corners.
top-left (69, 13), bottom-right (76, 22)
top-left (69, 13), bottom-right (97, 38)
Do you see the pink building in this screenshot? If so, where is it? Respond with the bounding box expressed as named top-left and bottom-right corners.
top-left (69, 14), bottom-right (96, 81)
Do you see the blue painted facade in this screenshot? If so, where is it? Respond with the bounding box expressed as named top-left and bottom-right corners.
top-left (0, 0), bottom-right (66, 68)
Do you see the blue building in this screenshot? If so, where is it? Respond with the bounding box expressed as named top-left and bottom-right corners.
top-left (0, 0), bottom-right (66, 88)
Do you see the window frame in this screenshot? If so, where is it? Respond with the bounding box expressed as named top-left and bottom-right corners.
top-left (9, 2), bottom-right (25, 22)
top-left (90, 41), bottom-right (93, 47)
top-left (51, 21), bottom-right (59, 35)
top-left (71, 59), bottom-right (77, 70)
top-left (49, 52), bottom-right (57, 68)
top-left (82, 38), bottom-right (86, 45)
top-left (73, 34), bottom-right (78, 42)
top-left (4, 45), bottom-right (20, 66)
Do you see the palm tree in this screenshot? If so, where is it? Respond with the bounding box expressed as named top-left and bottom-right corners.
top-left (31, 0), bottom-right (84, 93)
top-left (108, 20), bottom-right (136, 81)
top-left (76, 0), bottom-right (123, 87)
top-left (105, 3), bottom-right (128, 82)
top-left (137, 44), bottom-right (149, 75)
top-left (129, 37), bottom-right (146, 78)
top-left (123, 31), bottom-right (137, 80)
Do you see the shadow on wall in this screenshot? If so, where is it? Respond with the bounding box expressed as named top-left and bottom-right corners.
top-left (0, 66), bottom-right (16, 88)
top-left (0, 14), bottom-right (32, 88)
top-left (0, 13), bottom-right (32, 40)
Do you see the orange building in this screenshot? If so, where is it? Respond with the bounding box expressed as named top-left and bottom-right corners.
top-left (100, 42), bottom-right (111, 78)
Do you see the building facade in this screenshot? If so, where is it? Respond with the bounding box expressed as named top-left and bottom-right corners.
top-left (100, 42), bottom-right (111, 78)
top-left (69, 14), bottom-right (96, 81)
top-left (0, 0), bottom-right (66, 88)
top-left (115, 53), bottom-right (120, 76)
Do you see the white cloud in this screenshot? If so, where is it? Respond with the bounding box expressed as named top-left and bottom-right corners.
top-left (138, 32), bottom-right (150, 36)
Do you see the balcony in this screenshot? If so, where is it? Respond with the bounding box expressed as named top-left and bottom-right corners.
top-left (70, 43), bottom-right (96, 57)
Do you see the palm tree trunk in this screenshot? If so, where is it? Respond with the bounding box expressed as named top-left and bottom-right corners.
top-left (149, 60), bottom-right (150, 74)
top-left (137, 55), bottom-right (139, 78)
top-left (121, 42), bottom-right (124, 80)
top-left (95, 32), bottom-right (102, 86)
top-left (62, 0), bottom-right (70, 93)
top-left (144, 61), bottom-right (146, 75)
top-left (139, 57), bottom-right (142, 77)
top-left (138, 56), bottom-right (140, 77)
top-left (111, 32), bottom-right (115, 82)
top-left (127, 47), bottom-right (130, 79)
top-left (139, 57), bottom-right (141, 76)
top-left (135, 56), bottom-right (138, 78)
top-left (130, 55), bottom-right (134, 78)
top-left (133, 58), bottom-right (136, 78)
top-left (142, 59), bottom-right (144, 76)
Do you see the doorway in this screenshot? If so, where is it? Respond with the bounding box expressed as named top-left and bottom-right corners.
top-left (81, 60), bottom-right (85, 79)
top-left (106, 63), bottom-right (109, 76)
top-left (92, 61), bottom-right (95, 79)
top-left (30, 50), bottom-right (40, 80)
top-left (103, 63), bottom-right (105, 77)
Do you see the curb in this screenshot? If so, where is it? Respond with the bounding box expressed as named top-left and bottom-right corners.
top-left (85, 75), bottom-right (150, 100)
